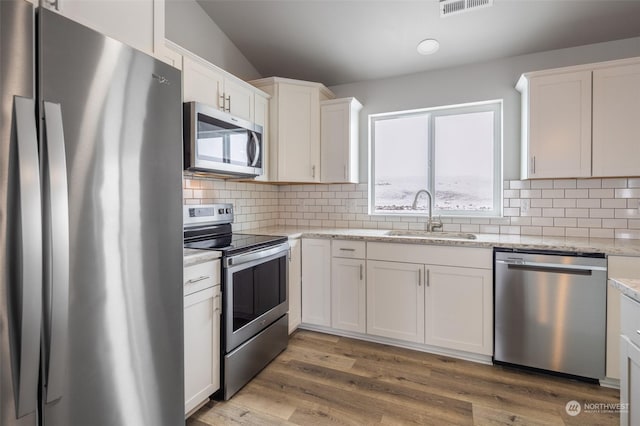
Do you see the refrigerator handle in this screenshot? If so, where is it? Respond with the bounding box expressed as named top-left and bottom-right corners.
top-left (42, 102), bottom-right (70, 403)
top-left (12, 96), bottom-right (43, 418)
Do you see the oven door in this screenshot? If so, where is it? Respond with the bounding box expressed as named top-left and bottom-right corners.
top-left (224, 243), bottom-right (289, 353)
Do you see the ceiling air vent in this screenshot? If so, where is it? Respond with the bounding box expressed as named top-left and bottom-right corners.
top-left (440, 0), bottom-right (493, 17)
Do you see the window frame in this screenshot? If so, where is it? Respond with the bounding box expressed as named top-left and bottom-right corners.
top-left (368, 100), bottom-right (503, 218)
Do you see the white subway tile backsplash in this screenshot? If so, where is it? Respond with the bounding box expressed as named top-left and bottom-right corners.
top-left (509, 180), bottom-right (531, 189)
top-left (531, 199), bottom-right (553, 208)
top-left (589, 189), bottom-right (614, 199)
top-left (183, 176), bottom-right (640, 239)
top-left (616, 188), bottom-right (640, 199)
top-left (564, 189), bottom-right (589, 198)
top-left (590, 228), bottom-right (614, 239)
top-left (577, 199), bottom-right (601, 208)
top-left (577, 179), bottom-right (602, 189)
top-left (553, 179), bottom-right (577, 189)
top-left (531, 180), bottom-right (553, 189)
top-left (566, 228), bottom-right (589, 238)
top-left (589, 209), bottom-right (615, 219)
top-left (602, 178), bottom-right (628, 188)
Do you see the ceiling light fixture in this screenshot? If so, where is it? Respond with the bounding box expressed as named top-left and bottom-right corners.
top-left (417, 39), bottom-right (440, 55)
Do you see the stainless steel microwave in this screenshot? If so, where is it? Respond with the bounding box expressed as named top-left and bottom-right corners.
top-left (183, 102), bottom-right (263, 177)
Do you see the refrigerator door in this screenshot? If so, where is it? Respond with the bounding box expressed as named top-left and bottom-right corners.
top-left (1, 1), bottom-right (40, 425)
top-left (38, 9), bottom-right (184, 426)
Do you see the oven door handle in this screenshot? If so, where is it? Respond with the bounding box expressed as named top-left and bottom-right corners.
top-left (224, 242), bottom-right (289, 268)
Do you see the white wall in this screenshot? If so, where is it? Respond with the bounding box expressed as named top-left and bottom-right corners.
top-left (329, 36), bottom-right (640, 181)
top-left (165, 0), bottom-right (260, 80)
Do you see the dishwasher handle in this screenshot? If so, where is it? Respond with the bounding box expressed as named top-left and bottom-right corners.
top-left (496, 259), bottom-right (606, 275)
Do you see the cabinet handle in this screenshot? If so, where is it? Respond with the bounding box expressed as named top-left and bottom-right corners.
top-left (339, 248), bottom-right (355, 252)
top-left (219, 93), bottom-right (226, 110)
top-left (426, 269), bottom-right (430, 287)
top-left (312, 165), bottom-right (316, 178)
top-left (226, 95), bottom-right (231, 112)
top-left (531, 156), bottom-right (536, 174)
top-left (359, 264), bottom-right (363, 280)
top-left (186, 275), bottom-right (209, 285)
top-left (418, 269), bottom-right (422, 286)
top-left (288, 248), bottom-right (292, 262)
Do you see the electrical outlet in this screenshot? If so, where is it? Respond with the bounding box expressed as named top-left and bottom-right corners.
top-left (521, 199), bottom-right (530, 213)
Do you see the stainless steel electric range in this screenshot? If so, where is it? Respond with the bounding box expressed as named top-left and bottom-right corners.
top-left (183, 204), bottom-right (289, 400)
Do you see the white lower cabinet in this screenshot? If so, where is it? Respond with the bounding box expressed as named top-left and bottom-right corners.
top-left (288, 238), bottom-right (302, 333)
top-left (301, 239), bottom-right (331, 326)
top-left (424, 265), bottom-right (493, 355)
top-left (183, 259), bottom-right (221, 416)
top-left (184, 285), bottom-right (221, 415)
top-left (366, 260), bottom-right (425, 343)
top-left (621, 295), bottom-right (640, 426)
top-left (331, 257), bottom-right (366, 333)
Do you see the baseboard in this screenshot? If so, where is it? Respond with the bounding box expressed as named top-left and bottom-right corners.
top-left (298, 324), bottom-right (493, 365)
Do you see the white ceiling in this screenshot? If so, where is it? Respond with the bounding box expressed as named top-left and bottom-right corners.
top-left (196, 0), bottom-right (640, 86)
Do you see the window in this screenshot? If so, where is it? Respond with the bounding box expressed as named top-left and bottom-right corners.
top-left (369, 101), bottom-right (502, 217)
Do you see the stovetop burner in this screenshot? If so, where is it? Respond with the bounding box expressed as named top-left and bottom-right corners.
top-left (183, 203), bottom-right (287, 256)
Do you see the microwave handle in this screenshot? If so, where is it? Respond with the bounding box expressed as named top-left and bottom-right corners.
top-left (249, 132), bottom-right (260, 167)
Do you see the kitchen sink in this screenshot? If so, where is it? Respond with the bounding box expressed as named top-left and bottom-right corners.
top-left (384, 230), bottom-right (477, 240)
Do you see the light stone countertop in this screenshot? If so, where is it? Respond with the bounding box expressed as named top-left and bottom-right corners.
top-left (244, 226), bottom-right (640, 256)
top-left (183, 248), bottom-right (221, 267)
top-left (609, 278), bottom-right (640, 304)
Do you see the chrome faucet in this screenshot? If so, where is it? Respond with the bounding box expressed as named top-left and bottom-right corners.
top-left (412, 189), bottom-right (443, 232)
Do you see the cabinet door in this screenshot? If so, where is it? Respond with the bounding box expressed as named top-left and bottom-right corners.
top-left (183, 56), bottom-right (223, 108)
top-left (254, 93), bottom-right (270, 182)
top-left (620, 336), bottom-right (640, 426)
top-left (184, 286), bottom-right (221, 415)
top-left (527, 71), bottom-right (592, 178)
top-left (366, 260), bottom-right (424, 343)
top-left (50, 0), bottom-right (154, 54)
top-left (288, 239), bottom-right (302, 333)
top-left (593, 62), bottom-right (640, 177)
top-left (320, 98), bottom-right (361, 183)
top-left (224, 78), bottom-right (254, 122)
top-left (424, 265), bottom-right (492, 355)
top-left (331, 258), bottom-right (366, 333)
top-left (301, 239), bottom-right (331, 326)
top-left (606, 257), bottom-right (640, 380)
top-left (277, 84), bottom-right (320, 182)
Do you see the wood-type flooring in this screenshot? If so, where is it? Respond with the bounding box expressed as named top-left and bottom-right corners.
top-left (187, 330), bottom-right (620, 425)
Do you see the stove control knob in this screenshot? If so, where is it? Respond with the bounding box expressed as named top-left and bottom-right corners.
top-left (218, 208), bottom-right (224, 214)
top-left (226, 208), bottom-right (232, 214)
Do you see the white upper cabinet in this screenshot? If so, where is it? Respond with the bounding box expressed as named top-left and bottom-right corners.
top-left (182, 55), bottom-right (255, 122)
top-left (222, 78), bottom-right (254, 122)
top-left (47, 0), bottom-right (155, 55)
top-left (253, 93), bottom-right (271, 182)
top-left (250, 77), bottom-right (334, 183)
top-left (518, 70), bottom-right (592, 179)
top-left (592, 62), bottom-right (640, 177)
top-left (518, 56), bottom-right (640, 179)
top-left (320, 97), bottom-right (363, 183)
top-left (183, 55), bottom-right (224, 106)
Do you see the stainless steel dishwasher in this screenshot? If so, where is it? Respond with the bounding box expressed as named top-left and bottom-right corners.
top-left (494, 248), bottom-right (607, 380)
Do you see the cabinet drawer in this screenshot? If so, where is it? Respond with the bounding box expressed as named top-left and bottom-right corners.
top-left (184, 260), bottom-right (220, 296)
top-left (332, 240), bottom-right (365, 259)
top-left (621, 295), bottom-right (640, 348)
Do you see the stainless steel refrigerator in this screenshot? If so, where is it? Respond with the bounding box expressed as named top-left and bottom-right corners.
top-left (1, 2), bottom-right (184, 425)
